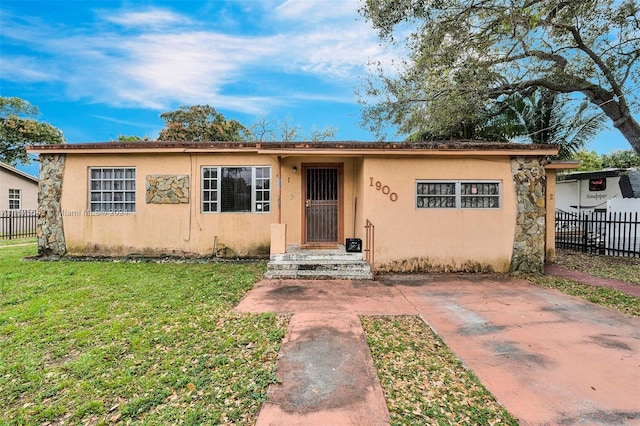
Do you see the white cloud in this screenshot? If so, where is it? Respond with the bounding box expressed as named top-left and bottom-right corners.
top-left (0, 3), bottom-right (396, 115)
top-left (102, 8), bottom-right (189, 28)
top-left (275, 0), bottom-right (359, 22)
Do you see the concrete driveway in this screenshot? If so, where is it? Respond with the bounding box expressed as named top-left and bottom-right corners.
top-left (235, 275), bottom-right (640, 425)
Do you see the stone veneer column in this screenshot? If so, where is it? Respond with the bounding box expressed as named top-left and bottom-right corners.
top-left (37, 154), bottom-right (66, 256)
top-left (511, 156), bottom-right (546, 273)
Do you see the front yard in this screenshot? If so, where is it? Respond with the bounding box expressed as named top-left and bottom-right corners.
top-left (2, 243), bottom-right (637, 425)
top-left (2, 244), bottom-right (517, 425)
top-left (1, 245), bottom-right (287, 424)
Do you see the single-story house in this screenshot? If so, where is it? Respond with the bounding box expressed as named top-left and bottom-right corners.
top-left (28, 141), bottom-right (569, 273)
top-left (1, 162), bottom-right (39, 211)
top-left (556, 168), bottom-right (640, 213)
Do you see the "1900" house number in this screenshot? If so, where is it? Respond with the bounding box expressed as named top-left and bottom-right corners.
top-left (370, 177), bottom-right (398, 202)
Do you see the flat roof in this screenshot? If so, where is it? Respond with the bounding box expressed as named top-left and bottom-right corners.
top-left (28, 140), bottom-right (559, 157)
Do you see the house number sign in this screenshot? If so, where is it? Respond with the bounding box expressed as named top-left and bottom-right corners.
top-left (369, 177), bottom-right (398, 202)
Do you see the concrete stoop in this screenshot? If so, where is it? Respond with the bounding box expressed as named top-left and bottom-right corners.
top-left (265, 246), bottom-right (373, 280)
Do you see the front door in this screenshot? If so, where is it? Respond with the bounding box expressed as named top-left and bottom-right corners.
top-left (303, 164), bottom-right (342, 244)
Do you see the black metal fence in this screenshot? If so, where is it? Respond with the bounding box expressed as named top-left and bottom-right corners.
top-left (555, 210), bottom-right (640, 257)
top-left (1, 210), bottom-right (38, 240)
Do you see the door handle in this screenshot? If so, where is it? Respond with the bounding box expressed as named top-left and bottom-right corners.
top-left (305, 199), bottom-right (312, 208)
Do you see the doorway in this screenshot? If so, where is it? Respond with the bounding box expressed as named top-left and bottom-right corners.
top-left (303, 164), bottom-right (343, 245)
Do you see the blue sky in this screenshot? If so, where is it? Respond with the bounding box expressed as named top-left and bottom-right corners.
top-left (0, 0), bottom-right (635, 178)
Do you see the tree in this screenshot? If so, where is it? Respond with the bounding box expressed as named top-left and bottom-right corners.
top-left (360, 0), bottom-right (640, 153)
top-left (111, 135), bottom-right (151, 142)
top-left (601, 149), bottom-right (640, 168)
top-left (570, 149), bottom-right (640, 171)
top-left (0, 97), bottom-right (65, 166)
top-left (572, 150), bottom-right (604, 171)
top-left (507, 91), bottom-right (608, 159)
top-left (247, 117), bottom-right (337, 142)
top-left (157, 105), bottom-right (248, 141)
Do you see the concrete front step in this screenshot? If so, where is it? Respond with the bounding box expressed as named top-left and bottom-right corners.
top-left (265, 247), bottom-right (373, 280)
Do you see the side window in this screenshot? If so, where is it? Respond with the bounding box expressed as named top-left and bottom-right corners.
top-left (89, 168), bottom-right (136, 213)
top-left (589, 178), bottom-right (606, 191)
top-left (8, 189), bottom-right (21, 210)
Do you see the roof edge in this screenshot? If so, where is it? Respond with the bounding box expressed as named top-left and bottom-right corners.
top-left (0, 162), bottom-right (39, 183)
top-left (27, 140), bottom-right (559, 155)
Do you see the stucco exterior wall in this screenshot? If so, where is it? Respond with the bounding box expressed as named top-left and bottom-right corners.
top-left (60, 153), bottom-right (278, 257)
top-left (360, 156), bottom-right (517, 273)
top-left (279, 156), bottom-right (359, 245)
top-left (0, 167), bottom-right (38, 211)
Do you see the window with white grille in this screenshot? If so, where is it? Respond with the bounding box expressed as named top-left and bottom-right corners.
top-left (8, 189), bottom-right (21, 210)
top-left (416, 181), bottom-right (501, 209)
top-left (89, 168), bottom-right (136, 213)
top-left (202, 166), bottom-right (271, 213)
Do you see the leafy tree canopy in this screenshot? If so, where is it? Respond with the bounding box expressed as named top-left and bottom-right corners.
top-left (157, 105), bottom-right (249, 141)
top-left (602, 149), bottom-right (640, 168)
top-left (571, 149), bottom-right (640, 171)
top-left (111, 134), bottom-right (151, 142)
top-left (0, 97), bottom-right (65, 166)
top-left (360, 0), bottom-right (640, 152)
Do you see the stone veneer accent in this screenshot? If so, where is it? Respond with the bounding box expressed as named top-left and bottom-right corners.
top-left (146, 175), bottom-right (190, 204)
top-left (37, 154), bottom-right (66, 256)
top-left (511, 156), bottom-right (546, 273)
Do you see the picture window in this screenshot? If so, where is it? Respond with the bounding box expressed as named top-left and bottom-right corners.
top-left (202, 166), bottom-right (271, 213)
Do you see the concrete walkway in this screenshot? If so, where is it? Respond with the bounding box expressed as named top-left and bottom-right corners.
top-left (235, 275), bottom-right (640, 425)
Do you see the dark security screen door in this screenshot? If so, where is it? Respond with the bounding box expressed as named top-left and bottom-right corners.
top-left (305, 166), bottom-right (339, 243)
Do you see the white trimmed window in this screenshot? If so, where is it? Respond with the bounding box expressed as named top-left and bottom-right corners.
top-left (202, 166), bottom-right (271, 213)
top-left (416, 180), bottom-right (501, 209)
top-left (8, 189), bottom-right (21, 210)
top-left (89, 168), bottom-right (136, 213)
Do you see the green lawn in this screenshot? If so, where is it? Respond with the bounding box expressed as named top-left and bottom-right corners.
top-left (0, 245), bottom-right (288, 425)
top-left (0, 237), bottom-right (37, 247)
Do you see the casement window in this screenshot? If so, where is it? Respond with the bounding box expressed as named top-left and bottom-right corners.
top-left (8, 189), bottom-right (21, 210)
top-left (416, 180), bottom-right (501, 209)
top-left (202, 166), bottom-right (271, 213)
top-left (89, 168), bottom-right (136, 213)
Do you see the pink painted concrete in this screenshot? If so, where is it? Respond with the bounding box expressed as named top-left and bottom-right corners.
top-left (236, 275), bottom-right (640, 425)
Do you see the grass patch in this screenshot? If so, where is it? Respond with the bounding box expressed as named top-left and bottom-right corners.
top-left (0, 237), bottom-right (37, 247)
top-left (525, 275), bottom-right (640, 316)
top-left (553, 249), bottom-right (640, 284)
top-left (362, 316), bottom-right (517, 426)
top-left (0, 245), bottom-right (288, 425)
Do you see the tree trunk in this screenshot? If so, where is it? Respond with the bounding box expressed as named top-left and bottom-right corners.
top-left (587, 90), bottom-right (640, 154)
top-left (613, 114), bottom-right (640, 155)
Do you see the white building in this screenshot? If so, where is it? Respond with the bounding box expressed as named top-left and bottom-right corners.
top-left (0, 162), bottom-right (39, 212)
top-left (556, 168), bottom-right (640, 213)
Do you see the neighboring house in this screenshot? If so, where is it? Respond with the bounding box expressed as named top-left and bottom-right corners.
top-left (556, 168), bottom-right (640, 213)
top-left (0, 162), bottom-right (39, 211)
top-left (28, 141), bottom-right (566, 273)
